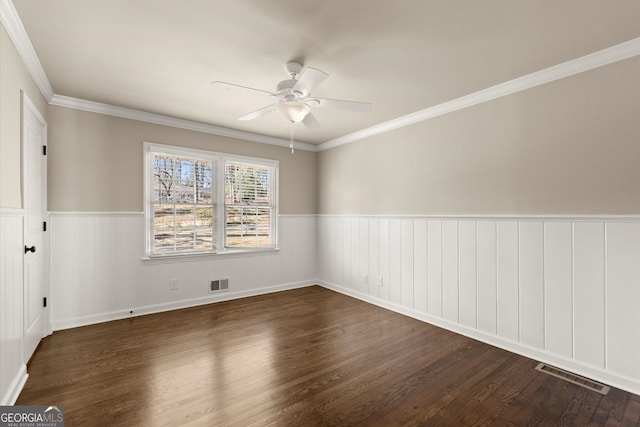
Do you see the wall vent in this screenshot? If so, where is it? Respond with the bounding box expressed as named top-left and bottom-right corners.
top-left (210, 279), bottom-right (229, 293)
top-left (535, 363), bottom-right (610, 395)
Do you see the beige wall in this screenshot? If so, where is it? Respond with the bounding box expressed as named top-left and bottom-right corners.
top-left (7, 15), bottom-right (640, 217)
top-left (0, 24), bottom-right (48, 208)
top-left (47, 106), bottom-right (317, 214)
top-left (318, 57), bottom-right (640, 215)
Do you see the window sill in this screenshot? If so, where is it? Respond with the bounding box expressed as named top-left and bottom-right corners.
top-left (141, 247), bottom-right (280, 264)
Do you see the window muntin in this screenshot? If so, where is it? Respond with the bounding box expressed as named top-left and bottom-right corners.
top-left (145, 143), bottom-right (278, 257)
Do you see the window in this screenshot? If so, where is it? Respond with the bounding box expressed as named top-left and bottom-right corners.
top-left (145, 143), bottom-right (278, 257)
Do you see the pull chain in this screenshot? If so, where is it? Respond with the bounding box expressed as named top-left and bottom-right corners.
top-left (289, 123), bottom-right (295, 154)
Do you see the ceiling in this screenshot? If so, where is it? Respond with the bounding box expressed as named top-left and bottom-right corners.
top-left (10, 0), bottom-right (640, 145)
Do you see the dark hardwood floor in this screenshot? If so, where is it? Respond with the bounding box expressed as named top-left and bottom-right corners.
top-left (17, 286), bottom-right (640, 426)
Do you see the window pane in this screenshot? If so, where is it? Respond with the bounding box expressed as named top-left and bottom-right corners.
top-left (154, 204), bottom-right (215, 253)
top-left (174, 205), bottom-right (195, 250)
top-left (256, 208), bottom-right (271, 246)
top-left (225, 162), bottom-right (273, 206)
top-left (195, 207), bottom-right (214, 250)
top-left (153, 157), bottom-right (176, 202)
top-left (149, 150), bottom-right (216, 255)
top-left (225, 206), bottom-right (272, 248)
top-left (173, 188), bottom-right (194, 203)
top-left (225, 207), bottom-right (242, 248)
top-left (153, 205), bottom-right (175, 251)
top-left (194, 227), bottom-right (214, 250)
top-left (196, 190), bottom-right (212, 204)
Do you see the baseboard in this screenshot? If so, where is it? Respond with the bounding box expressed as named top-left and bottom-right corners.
top-left (52, 280), bottom-right (317, 331)
top-left (1, 364), bottom-right (28, 405)
top-left (318, 280), bottom-right (640, 397)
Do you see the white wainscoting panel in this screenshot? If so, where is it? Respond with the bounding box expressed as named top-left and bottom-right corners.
top-left (342, 218), bottom-right (352, 290)
top-left (605, 222), bottom-right (640, 380)
top-left (543, 222), bottom-right (573, 359)
top-left (518, 221), bottom-right (544, 350)
top-left (368, 218), bottom-right (379, 298)
top-left (378, 219), bottom-right (390, 301)
top-left (401, 219), bottom-right (414, 308)
top-left (413, 219), bottom-right (428, 313)
top-left (359, 219), bottom-right (369, 295)
top-left (496, 221), bottom-right (519, 342)
top-left (317, 215), bottom-right (640, 395)
top-left (351, 218), bottom-right (360, 293)
top-left (458, 220), bottom-right (477, 329)
top-left (426, 220), bottom-right (443, 317)
top-left (0, 211), bottom-right (27, 405)
top-left (442, 220), bottom-right (459, 323)
top-left (573, 222), bottom-right (605, 368)
top-left (389, 219), bottom-right (402, 305)
top-left (334, 217), bottom-right (344, 290)
top-left (49, 214), bottom-right (316, 330)
top-left (476, 220), bottom-right (497, 335)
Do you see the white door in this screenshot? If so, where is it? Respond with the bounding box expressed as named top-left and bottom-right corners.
top-left (22, 92), bottom-right (48, 362)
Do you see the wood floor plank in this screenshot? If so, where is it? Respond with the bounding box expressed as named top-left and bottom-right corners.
top-left (413, 354), bottom-right (538, 426)
top-left (588, 386), bottom-right (640, 426)
top-left (16, 286), bottom-right (640, 426)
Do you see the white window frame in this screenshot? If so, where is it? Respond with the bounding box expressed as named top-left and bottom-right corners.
top-left (144, 142), bottom-right (279, 259)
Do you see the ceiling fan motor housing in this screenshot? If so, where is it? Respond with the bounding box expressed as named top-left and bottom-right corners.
top-left (276, 79), bottom-right (304, 99)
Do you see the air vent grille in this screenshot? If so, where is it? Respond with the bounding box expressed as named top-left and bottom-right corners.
top-left (210, 279), bottom-right (229, 293)
top-left (535, 363), bottom-right (610, 395)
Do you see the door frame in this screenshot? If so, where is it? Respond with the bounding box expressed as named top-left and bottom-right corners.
top-left (21, 90), bottom-right (50, 362)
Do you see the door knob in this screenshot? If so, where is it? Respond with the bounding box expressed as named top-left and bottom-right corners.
top-left (24, 245), bottom-right (36, 254)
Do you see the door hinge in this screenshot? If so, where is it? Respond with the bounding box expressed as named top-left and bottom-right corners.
top-left (43, 297), bottom-right (47, 308)
top-left (42, 145), bottom-right (47, 156)
top-left (43, 221), bottom-right (47, 232)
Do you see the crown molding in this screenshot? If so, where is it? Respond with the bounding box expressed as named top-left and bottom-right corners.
top-left (319, 37), bottom-right (640, 152)
top-left (0, 0), bottom-right (53, 102)
top-left (50, 95), bottom-right (319, 152)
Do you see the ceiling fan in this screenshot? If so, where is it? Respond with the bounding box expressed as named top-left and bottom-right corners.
top-left (212, 62), bottom-right (372, 129)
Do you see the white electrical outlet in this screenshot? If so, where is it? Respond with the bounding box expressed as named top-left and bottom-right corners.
top-left (363, 273), bottom-right (368, 285)
top-left (169, 279), bottom-right (178, 290)
top-left (377, 277), bottom-right (383, 287)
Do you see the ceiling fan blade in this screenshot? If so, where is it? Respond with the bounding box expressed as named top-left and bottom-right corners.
top-left (313, 97), bottom-right (372, 112)
top-left (211, 81), bottom-right (272, 96)
top-left (293, 68), bottom-right (329, 95)
top-left (302, 112), bottom-right (320, 129)
top-left (238, 103), bottom-right (277, 121)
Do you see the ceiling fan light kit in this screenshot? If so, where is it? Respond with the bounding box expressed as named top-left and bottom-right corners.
top-left (277, 101), bottom-right (311, 123)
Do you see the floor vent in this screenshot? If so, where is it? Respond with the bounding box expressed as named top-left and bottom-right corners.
top-left (535, 363), bottom-right (610, 395)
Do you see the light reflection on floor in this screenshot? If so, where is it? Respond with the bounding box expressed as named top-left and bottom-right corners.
top-left (145, 327), bottom-right (276, 425)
